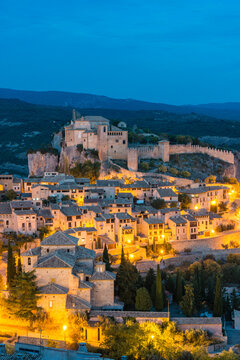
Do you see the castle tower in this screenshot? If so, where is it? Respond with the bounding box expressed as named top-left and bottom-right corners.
top-left (158, 140), bottom-right (169, 162)
top-left (97, 124), bottom-right (108, 161)
top-left (127, 148), bottom-right (139, 171)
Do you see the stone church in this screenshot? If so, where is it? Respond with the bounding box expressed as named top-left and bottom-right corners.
top-left (21, 231), bottom-right (120, 315)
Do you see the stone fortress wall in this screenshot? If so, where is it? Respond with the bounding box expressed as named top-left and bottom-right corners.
top-left (169, 143), bottom-right (234, 164)
top-left (127, 141), bottom-right (234, 171)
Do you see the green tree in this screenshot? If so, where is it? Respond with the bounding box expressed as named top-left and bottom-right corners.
top-left (135, 287), bottom-right (152, 311)
top-left (213, 276), bottom-right (223, 317)
top-left (103, 244), bottom-right (111, 271)
top-left (180, 284), bottom-right (195, 317)
top-left (158, 165), bottom-right (167, 173)
top-left (180, 171), bottom-right (191, 178)
top-left (17, 254), bottom-right (22, 275)
top-left (5, 271), bottom-right (40, 321)
top-left (2, 189), bottom-right (17, 201)
top-left (68, 312), bottom-right (88, 345)
top-left (193, 267), bottom-right (202, 310)
top-left (145, 268), bottom-right (156, 303)
top-left (7, 241), bottom-right (16, 287)
top-left (38, 226), bottom-right (51, 241)
top-left (175, 270), bottom-right (183, 303)
top-left (205, 175), bottom-right (216, 184)
top-left (178, 194), bottom-right (191, 210)
top-left (151, 199), bottom-right (167, 210)
top-left (155, 265), bottom-right (164, 311)
top-left (116, 249), bottom-right (139, 308)
top-left (169, 168), bottom-right (179, 176)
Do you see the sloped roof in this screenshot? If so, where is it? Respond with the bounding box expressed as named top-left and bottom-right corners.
top-left (90, 271), bottom-right (116, 281)
top-left (22, 247), bottom-right (41, 257)
top-left (0, 203), bottom-right (12, 214)
top-left (35, 251), bottom-right (75, 268)
top-left (41, 231), bottom-right (78, 246)
top-left (157, 188), bottom-right (178, 197)
top-left (115, 212), bottom-right (135, 220)
top-left (66, 294), bottom-right (91, 310)
top-left (169, 216), bottom-right (187, 224)
top-left (144, 217), bottom-right (164, 225)
top-left (75, 246), bottom-right (96, 259)
top-left (39, 283), bottom-right (69, 294)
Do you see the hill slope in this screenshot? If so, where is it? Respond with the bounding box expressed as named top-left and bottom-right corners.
top-left (1, 88), bottom-right (240, 121)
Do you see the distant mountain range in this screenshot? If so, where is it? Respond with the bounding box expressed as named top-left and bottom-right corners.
top-left (1, 88), bottom-right (240, 121)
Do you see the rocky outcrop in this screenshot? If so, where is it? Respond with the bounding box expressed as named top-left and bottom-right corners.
top-left (59, 145), bottom-right (97, 173)
top-left (28, 152), bottom-right (58, 177)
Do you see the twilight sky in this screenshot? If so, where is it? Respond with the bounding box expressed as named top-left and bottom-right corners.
top-left (1, 0), bottom-right (240, 105)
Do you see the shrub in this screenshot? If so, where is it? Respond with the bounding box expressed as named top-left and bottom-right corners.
top-left (140, 162), bottom-right (149, 171)
top-left (181, 171), bottom-right (191, 178)
top-left (76, 144), bottom-right (83, 153)
top-left (169, 167), bottom-right (179, 176)
top-left (158, 165), bottom-right (167, 173)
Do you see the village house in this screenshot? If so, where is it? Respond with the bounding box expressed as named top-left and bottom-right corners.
top-left (0, 201), bottom-right (38, 235)
top-left (179, 185), bottom-right (229, 211)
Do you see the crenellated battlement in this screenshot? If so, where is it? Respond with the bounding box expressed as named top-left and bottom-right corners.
top-left (127, 141), bottom-right (234, 171)
top-left (169, 143), bottom-right (234, 164)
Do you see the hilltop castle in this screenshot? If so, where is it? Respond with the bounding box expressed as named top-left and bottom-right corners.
top-left (64, 111), bottom-right (234, 171)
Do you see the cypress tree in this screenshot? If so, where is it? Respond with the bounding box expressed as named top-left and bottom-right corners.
top-left (176, 270), bottom-right (183, 303)
top-left (17, 257), bottom-right (22, 275)
top-left (213, 276), bottom-right (223, 317)
top-left (180, 284), bottom-right (195, 317)
top-left (135, 287), bottom-right (152, 311)
top-left (121, 246), bottom-right (126, 264)
top-left (103, 244), bottom-right (111, 271)
top-left (155, 265), bottom-right (164, 311)
top-left (200, 262), bottom-right (205, 299)
top-left (7, 241), bottom-right (16, 287)
top-left (193, 267), bottom-right (202, 310)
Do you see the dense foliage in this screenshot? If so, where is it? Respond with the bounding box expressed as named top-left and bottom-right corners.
top-left (70, 161), bottom-right (101, 184)
top-left (101, 319), bottom-right (213, 360)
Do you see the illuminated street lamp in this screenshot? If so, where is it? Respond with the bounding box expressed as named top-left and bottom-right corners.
top-left (63, 325), bottom-right (67, 347)
top-left (211, 200), bottom-right (216, 205)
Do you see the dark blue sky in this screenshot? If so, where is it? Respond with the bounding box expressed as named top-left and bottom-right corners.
top-left (1, 0), bottom-right (240, 104)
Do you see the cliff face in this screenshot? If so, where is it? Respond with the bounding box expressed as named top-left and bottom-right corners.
top-left (28, 152), bottom-right (58, 177)
top-left (59, 146), bottom-right (96, 172)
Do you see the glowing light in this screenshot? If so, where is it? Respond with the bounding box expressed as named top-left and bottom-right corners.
top-left (151, 335), bottom-right (154, 339)
top-left (194, 205), bottom-right (199, 210)
top-left (129, 254), bottom-right (134, 259)
top-left (160, 250), bottom-right (164, 254)
top-left (211, 200), bottom-right (216, 205)
top-left (161, 234), bottom-right (165, 239)
top-left (63, 325), bottom-right (67, 331)
top-left (127, 239), bottom-right (131, 243)
top-left (211, 229), bottom-right (215, 234)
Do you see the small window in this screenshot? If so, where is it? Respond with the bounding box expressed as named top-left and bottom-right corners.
top-left (28, 257), bottom-right (31, 265)
top-left (123, 140), bottom-right (126, 144)
top-left (47, 249), bottom-right (49, 253)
